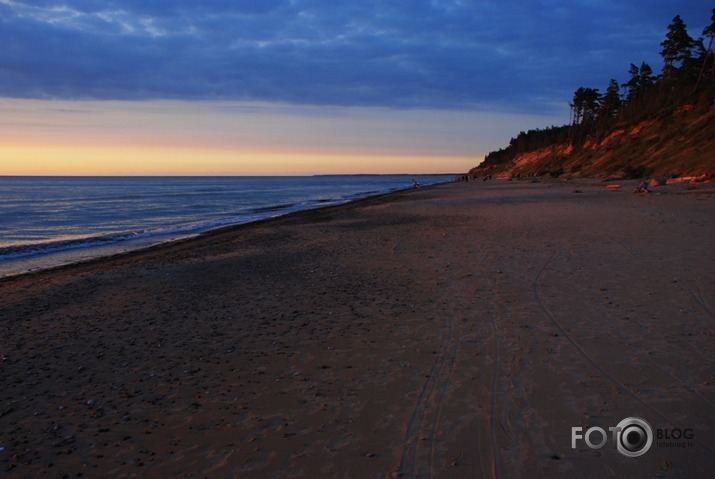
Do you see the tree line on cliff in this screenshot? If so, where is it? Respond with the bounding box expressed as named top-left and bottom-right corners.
top-left (477, 9), bottom-right (715, 174)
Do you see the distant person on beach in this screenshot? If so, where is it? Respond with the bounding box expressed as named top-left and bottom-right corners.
top-left (412, 179), bottom-right (422, 188)
top-left (633, 181), bottom-right (650, 193)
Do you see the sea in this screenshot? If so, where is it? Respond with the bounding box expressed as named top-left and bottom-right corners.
top-left (0, 175), bottom-right (454, 278)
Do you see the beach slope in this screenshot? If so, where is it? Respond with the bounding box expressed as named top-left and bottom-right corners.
top-left (1, 180), bottom-right (714, 478)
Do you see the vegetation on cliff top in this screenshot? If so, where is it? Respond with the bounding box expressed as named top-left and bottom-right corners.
top-left (472, 9), bottom-right (715, 179)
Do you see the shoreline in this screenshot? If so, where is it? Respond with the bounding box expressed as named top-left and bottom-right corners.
top-left (1, 179), bottom-right (714, 477)
top-left (0, 178), bottom-right (452, 281)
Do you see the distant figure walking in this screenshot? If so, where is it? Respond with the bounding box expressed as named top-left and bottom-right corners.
top-left (412, 179), bottom-right (422, 189)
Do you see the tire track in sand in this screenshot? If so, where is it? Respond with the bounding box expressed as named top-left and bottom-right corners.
top-left (616, 239), bottom-right (715, 324)
top-left (394, 274), bottom-right (506, 478)
top-left (688, 283), bottom-right (715, 322)
top-left (487, 304), bottom-right (505, 479)
top-left (561, 241), bottom-right (715, 411)
top-left (395, 309), bottom-right (460, 478)
top-left (532, 252), bottom-right (715, 455)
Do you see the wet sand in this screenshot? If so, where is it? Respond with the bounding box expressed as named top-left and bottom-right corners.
top-left (1, 179), bottom-right (714, 478)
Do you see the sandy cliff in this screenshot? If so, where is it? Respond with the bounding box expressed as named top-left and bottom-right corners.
top-left (471, 101), bottom-right (715, 179)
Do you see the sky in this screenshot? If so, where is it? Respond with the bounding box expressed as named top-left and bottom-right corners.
top-left (1, 0), bottom-right (713, 175)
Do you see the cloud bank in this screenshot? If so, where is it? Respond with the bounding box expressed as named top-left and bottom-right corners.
top-left (1, 0), bottom-right (712, 113)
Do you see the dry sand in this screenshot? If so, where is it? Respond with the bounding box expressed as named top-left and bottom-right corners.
top-left (1, 179), bottom-right (714, 478)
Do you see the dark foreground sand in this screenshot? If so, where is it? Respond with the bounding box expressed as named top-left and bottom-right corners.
top-left (1, 180), bottom-right (714, 478)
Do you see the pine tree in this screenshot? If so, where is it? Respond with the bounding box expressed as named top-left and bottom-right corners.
top-left (660, 15), bottom-right (697, 83)
top-left (638, 62), bottom-right (656, 89)
top-left (571, 86), bottom-right (602, 138)
top-left (599, 79), bottom-right (622, 126)
top-left (622, 62), bottom-right (654, 103)
top-left (698, 8), bottom-right (715, 85)
top-left (623, 63), bottom-right (641, 102)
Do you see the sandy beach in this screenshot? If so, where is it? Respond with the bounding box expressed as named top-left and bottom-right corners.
top-left (1, 179), bottom-right (714, 478)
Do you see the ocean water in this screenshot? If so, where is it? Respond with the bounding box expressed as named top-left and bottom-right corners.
top-left (0, 175), bottom-right (453, 277)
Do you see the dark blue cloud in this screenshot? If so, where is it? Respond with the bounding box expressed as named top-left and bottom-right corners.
top-left (0, 0), bottom-right (713, 112)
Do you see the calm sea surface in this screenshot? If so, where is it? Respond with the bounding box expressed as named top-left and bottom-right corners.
top-left (0, 175), bottom-right (453, 277)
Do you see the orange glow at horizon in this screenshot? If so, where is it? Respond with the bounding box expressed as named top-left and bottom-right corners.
top-left (0, 142), bottom-right (473, 176)
top-left (0, 98), bottom-right (565, 175)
